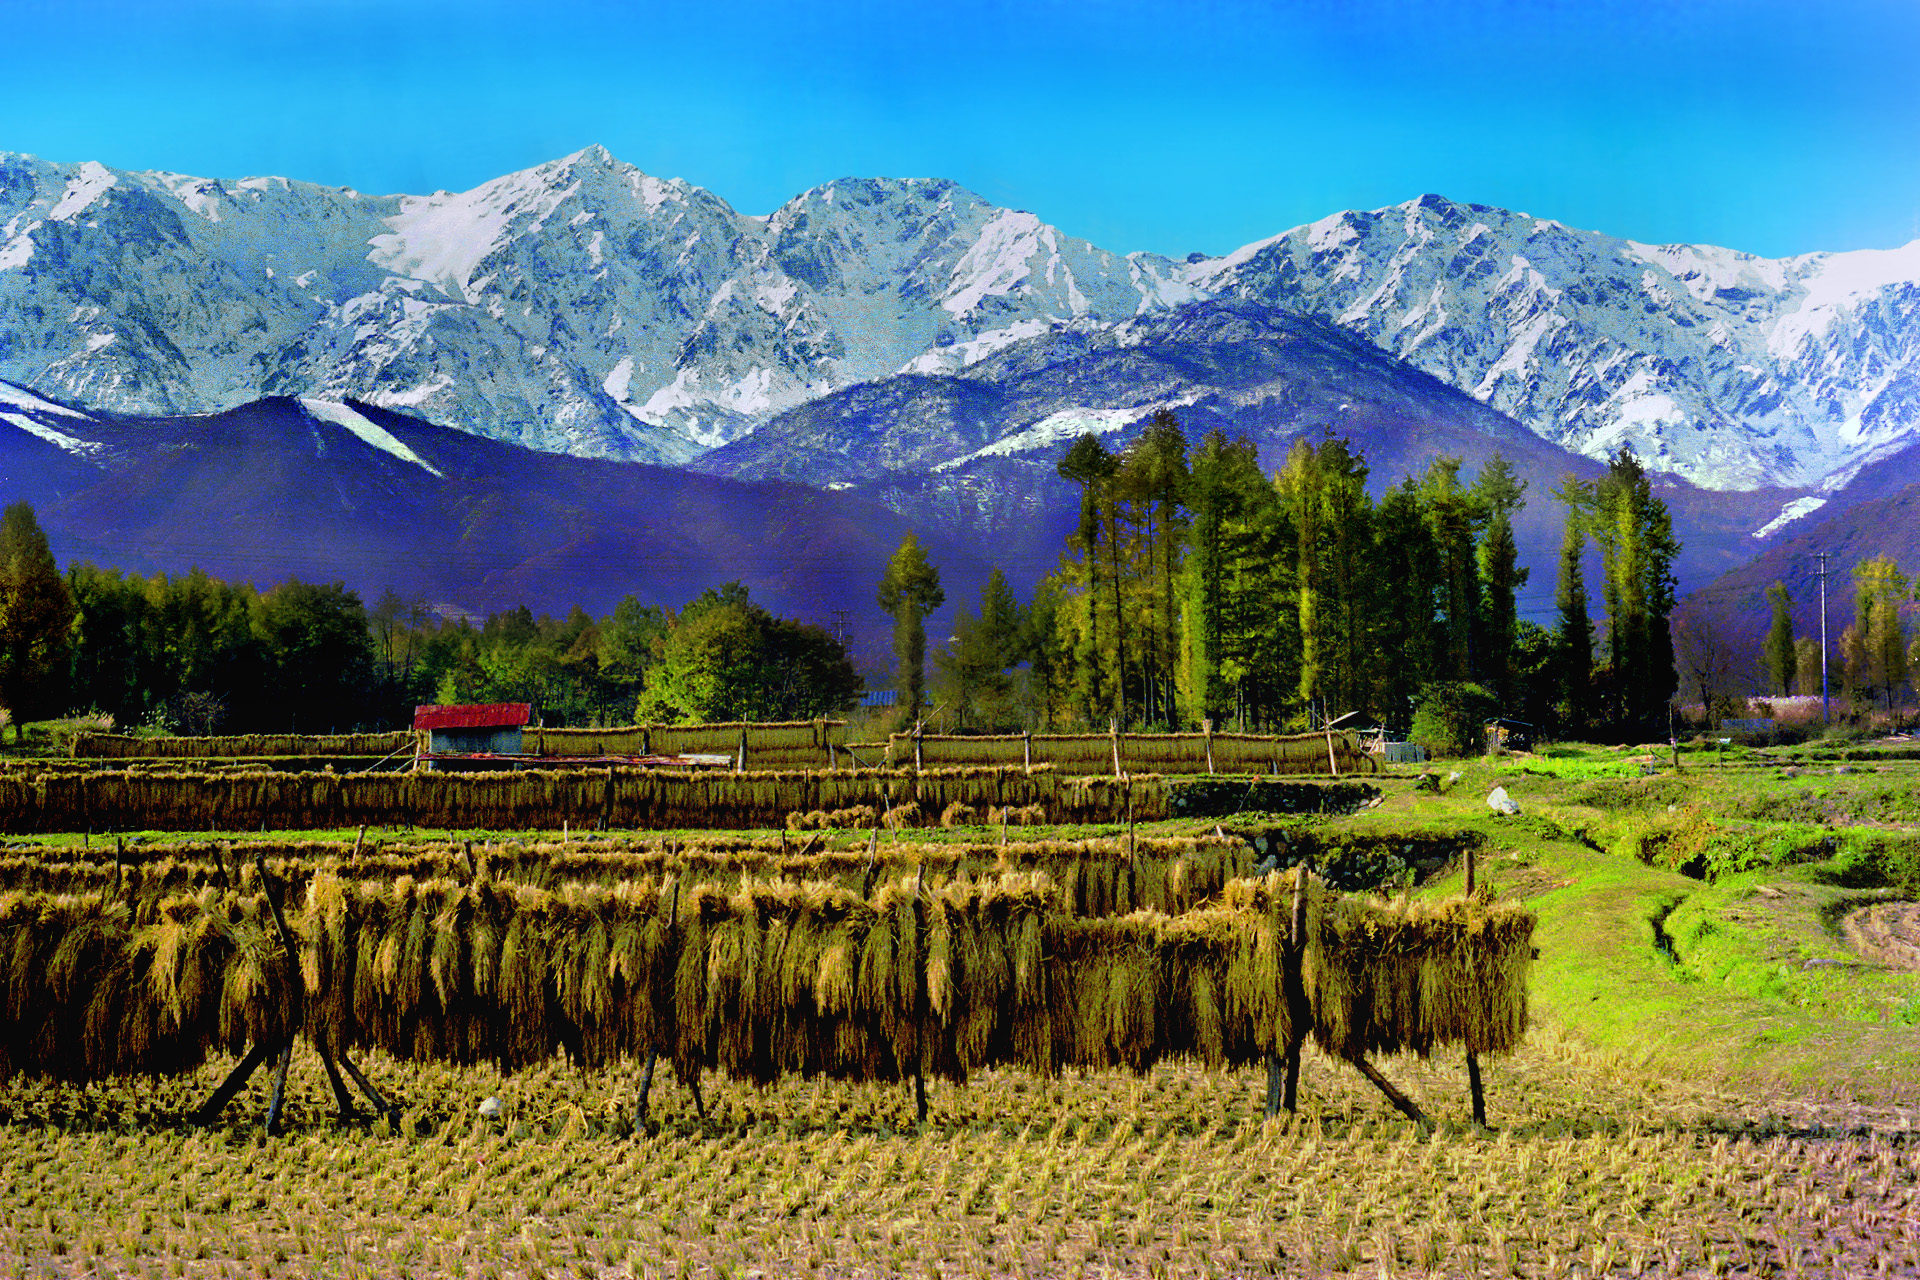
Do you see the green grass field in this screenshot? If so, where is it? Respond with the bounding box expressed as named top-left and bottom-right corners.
top-left (2, 743), bottom-right (1917, 1278)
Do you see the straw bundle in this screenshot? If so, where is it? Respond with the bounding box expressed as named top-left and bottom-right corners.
top-left (71, 732), bottom-right (413, 760)
top-left (1308, 892), bottom-right (1534, 1059)
top-left (0, 861), bottom-right (1533, 1093)
top-left (885, 731), bottom-right (1379, 776)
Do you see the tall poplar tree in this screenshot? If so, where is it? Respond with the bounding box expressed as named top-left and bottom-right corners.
top-left (1762, 581), bottom-right (1797, 697)
top-left (876, 533), bottom-right (944, 728)
top-left (1589, 450), bottom-right (1679, 738)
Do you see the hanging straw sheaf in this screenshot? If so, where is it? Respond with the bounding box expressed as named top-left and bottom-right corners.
top-left (1308, 892), bottom-right (1535, 1060)
top-left (0, 864), bottom-right (1532, 1093)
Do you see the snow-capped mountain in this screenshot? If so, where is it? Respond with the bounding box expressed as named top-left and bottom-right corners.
top-left (1184, 195), bottom-right (1920, 491)
top-left (0, 148), bottom-right (1188, 463)
top-left (3, 149), bottom-right (1916, 492)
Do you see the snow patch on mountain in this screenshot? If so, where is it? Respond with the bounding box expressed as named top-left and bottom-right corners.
top-left (0, 410), bottom-right (101, 457)
top-left (1754, 496), bottom-right (1829, 540)
top-left (936, 396), bottom-right (1199, 471)
top-left (0, 381), bottom-right (87, 418)
top-left (48, 162), bottom-right (116, 222)
top-left (300, 398), bottom-right (444, 477)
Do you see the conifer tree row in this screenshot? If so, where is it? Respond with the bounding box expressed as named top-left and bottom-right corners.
top-left (940, 422), bottom-right (1683, 744)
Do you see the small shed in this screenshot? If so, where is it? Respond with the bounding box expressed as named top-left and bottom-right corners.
top-left (414, 703), bottom-right (531, 764)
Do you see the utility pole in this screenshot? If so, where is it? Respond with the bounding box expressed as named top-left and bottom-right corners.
top-left (1813, 552), bottom-right (1832, 724)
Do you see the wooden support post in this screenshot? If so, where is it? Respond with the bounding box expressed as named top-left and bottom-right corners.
top-left (1203, 719), bottom-right (1215, 775)
top-left (1022, 730), bottom-right (1032, 774)
top-left (1264, 1053), bottom-right (1285, 1118)
top-left (914, 1071), bottom-right (928, 1124)
top-left (264, 1044), bottom-right (293, 1135)
top-left (1110, 719), bottom-right (1122, 778)
top-left (336, 1050), bottom-right (399, 1130)
top-left (635, 1054), bottom-right (659, 1130)
top-left (351, 824), bottom-right (366, 859)
top-left (687, 1068), bottom-right (706, 1120)
top-left (913, 721), bottom-right (924, 773)
top-left (1349, 1054), bottom-right (1431, 1128)
top-left (1326, 729), bottom-right (1339, 777)
top-left (1001, 804), bottom-right (1009, 847)
top-left (316, 1042), bottom-right (357, 1119)
top-left (1282, 864), bottom-right (1311, 1114)
top-left (192, 1041), bottom-right (272, 1124)
top-left (1463, 843), bottom-right (1486, 1125)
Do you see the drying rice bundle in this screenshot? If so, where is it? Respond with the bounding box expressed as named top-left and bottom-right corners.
top-left (856, 875), bottom-right (923, 1076)
top-left (692, 877), bottom-right (879, 1083)
top-left (1308, 893), bottom-right (1535, 1060)
top-left (0, 893), bottom-right (123, 1079)
top-left (921, 872), bottom-right (1052, 1080)
top-left (212, 894), bottom-right (298, 1058)
top-left (939, 802), bottom-right (978, 828)
top-left (1044, 913), bottom-right (1161, 1073)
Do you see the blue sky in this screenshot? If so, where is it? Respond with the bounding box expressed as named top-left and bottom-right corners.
top-left (6, 0), bottom-right (1917, 259)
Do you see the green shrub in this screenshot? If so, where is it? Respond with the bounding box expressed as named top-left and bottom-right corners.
top-left (1408, 682), bottom-right (1498, 758)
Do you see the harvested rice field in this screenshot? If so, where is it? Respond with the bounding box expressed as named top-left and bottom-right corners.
top-left (1, 1030), bottom-right (1915, 1280)
top-left (1, 739), bottom-right (1917, 1278)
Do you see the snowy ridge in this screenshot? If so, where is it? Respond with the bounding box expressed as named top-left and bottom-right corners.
top-left (1, 150), bottom-right (1917, 490)
top-left (1184, 194), bottom-right (1920, 490)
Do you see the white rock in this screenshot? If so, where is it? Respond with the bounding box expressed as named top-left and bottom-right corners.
top-left (478, 1095), bottom-right (503, 1118)
top-left (1487, 787), bottom-right (1521, 816)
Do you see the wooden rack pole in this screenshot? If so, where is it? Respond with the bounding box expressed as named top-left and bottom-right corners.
top-left (1464, 844), bottom-right (1487, 1126)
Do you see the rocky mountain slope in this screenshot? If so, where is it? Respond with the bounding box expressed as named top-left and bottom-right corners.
top-left (4, 149), bottom-right (1914, 497)
top-left (0, 149), bottom-right (1190, 465)
top-left (1186, 195), bottom-right (1920, 492)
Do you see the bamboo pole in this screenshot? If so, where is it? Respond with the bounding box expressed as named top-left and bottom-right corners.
top-left (1110, 719), bottom-right (1121, 778)
top-left (1203, 719), bottom-right (1214, 775)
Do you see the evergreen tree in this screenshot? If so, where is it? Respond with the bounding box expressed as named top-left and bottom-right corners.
top-left (1471, 455), bottom-right (1529, 706)
top-left (0, 502), bottom-right (73, 737)
top-left (1117, 411), bottom-right (1189, 728)
top-left (1371, 479), bottom-right (1440, 732)
top-left (1588, 451), bottom-right (1679, 738)
top-left (1552, 480), bottom-right (1595, 738)
top-left (1057, 434), bottom-right (1119, 721)
top-left (876, 533), bottom-right (945, 727)
top-left (1762, 581), bottom-right (1797, 697)
top-left (1417, 459), bottom-right (1483, 683)
top-left (1179, 430), bottom-right (1264, 728)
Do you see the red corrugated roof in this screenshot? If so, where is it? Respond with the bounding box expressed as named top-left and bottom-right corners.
top-left (413, 702), bottom-right (532, 732)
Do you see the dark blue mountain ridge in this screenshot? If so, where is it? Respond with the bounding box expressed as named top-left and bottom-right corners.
top-left (0, 385), bottom-right (974, 661)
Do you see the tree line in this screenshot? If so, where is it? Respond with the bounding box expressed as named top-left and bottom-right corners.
top-left (1682, 555), bottom-right (1919, 722)
top-left (0, 501), bottom-right (860, 736)
top-left (901, 416), bottom-right (1681, 744)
